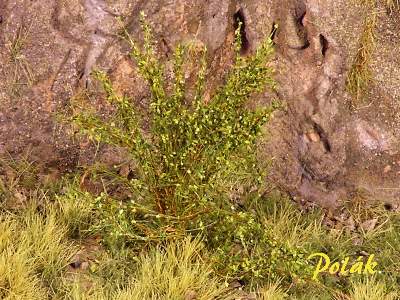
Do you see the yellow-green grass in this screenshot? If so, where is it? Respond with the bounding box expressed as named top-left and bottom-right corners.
top-left (346, 277), bottom-right (398, 300)
top-left (2, 177), bottom-right (400, 299)
top-left (258, 280), bottom-right (288, 300)
top-left (346, 6), bottom-right (377, 105)
top-left (106, 238), bottom-right (234, 300)
top-left (0, 194), bottom-right (238, 299)
top-left (0, 207), bottom-right (76, 299)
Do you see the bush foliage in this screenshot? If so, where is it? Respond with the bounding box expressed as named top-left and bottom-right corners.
top-left (70, 13), bottom-right (315, 284)
top-left (73, 15), bottom-right (274, 232)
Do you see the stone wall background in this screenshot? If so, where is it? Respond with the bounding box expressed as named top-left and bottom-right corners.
top-left (1, 0), bottom-right (399, 208)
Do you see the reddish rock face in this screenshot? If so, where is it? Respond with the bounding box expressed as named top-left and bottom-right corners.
top-left (265, 0), bottom-right (400, 208)
top-left (0, 0), bottom-right (399, 208)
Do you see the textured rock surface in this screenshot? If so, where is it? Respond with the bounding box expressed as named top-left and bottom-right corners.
top-left (0, 0), bottom-right (399, 208)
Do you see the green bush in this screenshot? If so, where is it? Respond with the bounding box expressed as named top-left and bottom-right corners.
top-left (72, 12), bottom-right (276, 241)
top-left (69, 12), bottom-right (315, 285)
